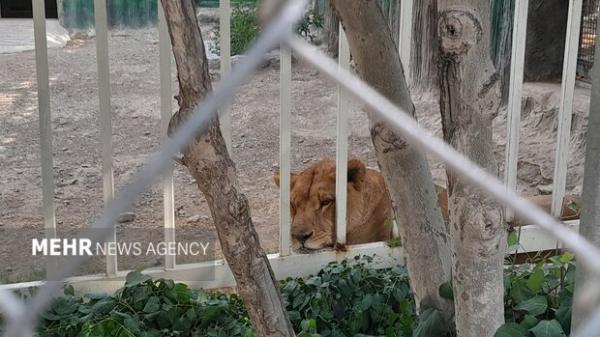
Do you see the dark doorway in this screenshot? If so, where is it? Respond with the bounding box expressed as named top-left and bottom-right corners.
top-left (0, 0), bottom-right (58, 18)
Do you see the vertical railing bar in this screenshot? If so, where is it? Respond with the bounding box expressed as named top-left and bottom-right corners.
top-left (503, 0), bottom-right (529, 222)
top-left (94, 0), bottom-right (117, 276)
top-left (398, 0), bottom-right (413, 83)
top-left (32, 0), bottom-right (58, 279)
top-left (551, 0), bottom-right (583, 218)
top-left (335, 25), bottom-right (350, 245)
top-left (159, 4), bottom-right (176, 270)
top-left (279, 45), bottom-right (292, 256)
top-left (219, 0), bottom-right (232, 151)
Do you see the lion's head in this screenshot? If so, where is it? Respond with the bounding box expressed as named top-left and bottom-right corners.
top-left (274, 159), bottom-right (391, 251)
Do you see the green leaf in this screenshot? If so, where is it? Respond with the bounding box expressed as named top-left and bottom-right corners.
top-left (555, 303), bottom-right (572, 334)
top-left (91, 298), bottom-right (115, 314)
top-left (510, 278), bottom-right (534, 304)
top-left (507, 231), bottom-right (520, 247)
top-left (520, 315), bottom-right (539, 330)
top-left (300, 318), bottom-right (317, 333)
top-left (495, 323), bottom-right (528, 337)
top-left (527, 268), bottom-right (545, 293)
top-left (63, 285), bottom-right (75, 296)
top-left (559, 253), bottom-right (575, 264)
top-left (438, 281), bottom-right (454, 301)
top-left (515, 296), bottom-right (548, 316)
top-left (125, 271), bottom-right (152, 287)
top-left (530, 320), bottom-right (567, 337)
top-left (143, 296), bottom-right (161, 313)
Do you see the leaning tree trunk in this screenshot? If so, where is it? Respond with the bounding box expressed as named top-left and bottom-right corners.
top-left (160, 1), bottom-right (294, 336)
top-left (437, 2), bottom-right (506, 337)
top-left (324, 0), bottom-right (339, 57)
top-left (330, 0), bottom-right (453, 320)
top-left (572, 23), bottom-right (600, 329)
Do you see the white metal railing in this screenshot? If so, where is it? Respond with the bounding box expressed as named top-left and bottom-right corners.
top-left (551, 0), bottom-right (584, 218)
top-left (2, 0), bottom-right (600, 336)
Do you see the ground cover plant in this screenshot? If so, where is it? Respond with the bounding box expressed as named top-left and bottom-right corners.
top-left (32, 254), bottom-right (576, 337)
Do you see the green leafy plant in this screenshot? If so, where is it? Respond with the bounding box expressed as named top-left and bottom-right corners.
top-left (210, 2), bottom-right (259, 56)
top-left (36, 257), bottom-right (417, 337)
top-left (495, 252), bottom-right (576, 337)
top-left (281, 255), bottom-right (416, 337)
top-left (38, 271), bottom-right (254, 337)
top-left (32, 254), bottom-right (577, 337)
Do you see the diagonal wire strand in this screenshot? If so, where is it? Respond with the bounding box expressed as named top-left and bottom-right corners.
top-left (1, 1), bottom-right (307, 336)
top-left (3, 1), bottom-right (600, 336)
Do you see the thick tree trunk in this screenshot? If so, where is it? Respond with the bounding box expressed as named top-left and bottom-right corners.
top-left (384, 0), bottom-right (400, 45)
top-left (330, 0), bottom-right (453, 320)
top-left (324, 0), bottom-right (339, 57)
top-left (160, 1), bottom-right (294, 336)
top-left (437, 2), bottom-right (506, 337)
top-left (572, 24), bottom-right (600, 329)
top-left (410, 0), bottom-right (438, 94)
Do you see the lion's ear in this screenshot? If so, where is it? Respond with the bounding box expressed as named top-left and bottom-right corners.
top-left (273, 171), bottom-right (281, 187)
top-left (273, 171), bottom-right (297, 188)
top-left (347, 159), bottom-right (366, 188)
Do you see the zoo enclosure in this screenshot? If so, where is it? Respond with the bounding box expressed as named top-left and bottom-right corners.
top-left (1, 0), bottom-right (600, 336)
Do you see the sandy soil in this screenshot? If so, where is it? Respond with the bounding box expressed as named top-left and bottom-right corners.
top-left (0, 28), bottom-right (590, 282)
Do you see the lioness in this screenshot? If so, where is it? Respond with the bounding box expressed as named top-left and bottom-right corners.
top-left (273, 159), bottom-right (392, 250)
top-left (274, 159), bottom-right (581, 252)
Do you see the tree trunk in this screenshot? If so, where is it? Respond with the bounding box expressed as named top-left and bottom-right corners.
top-left (384, 0), bottom-right (400, 45)
top-left (324, 0), bottom-right (339, 57)
top-left (330, 0), bottom-right (453, 320)
top-left (437, 2), bottom-right (506, 337)
top-left (572, 23), bottom-right (600, 329)
top-left (490, 0), bottom-right (514, 103)
top-left (159, 1), bottom-right (294, 336)
top-left (410, 0), bottom-right (438, 94)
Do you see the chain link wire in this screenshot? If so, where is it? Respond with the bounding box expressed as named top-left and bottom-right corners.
top-left (2, 1), bottom-right (600, 336)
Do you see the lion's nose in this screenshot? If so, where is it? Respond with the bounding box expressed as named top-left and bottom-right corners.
top-left (292, 230), bottom-right (313, 243)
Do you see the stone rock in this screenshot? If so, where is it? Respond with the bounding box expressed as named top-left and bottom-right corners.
top-left (186, 215), bottom-right (201, 223)
top-left (118, 212), bottom-right (136, 223)
top-left (537, 184), bottom-right (553, 195)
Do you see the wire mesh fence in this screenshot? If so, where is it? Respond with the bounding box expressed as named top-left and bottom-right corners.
top-left (579, 0), bottom-right (600, 77)
top-left (2, 0), bottom-right (600, 336)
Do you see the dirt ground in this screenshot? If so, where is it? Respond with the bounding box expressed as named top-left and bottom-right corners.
top-left (0, 28), bottom-right (591, 282)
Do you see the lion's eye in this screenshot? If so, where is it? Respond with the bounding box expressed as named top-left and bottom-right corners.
top-left (320, 199), bottom-right (334, 207)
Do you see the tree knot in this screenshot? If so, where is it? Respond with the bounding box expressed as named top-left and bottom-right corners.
top-left (438, 10), bottom-right (482, 60)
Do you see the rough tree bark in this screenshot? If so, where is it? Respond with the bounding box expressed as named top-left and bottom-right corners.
top-left (410, 0), bottom-right (439, 94)
top-left (384, 0), bottom-right (400, 45)
top-left (330, 0), bottom-right (453, 320)
top-left (324, 0), bottom-right (339, 57)
top-left (160, 1), bottom-right (294, 336)
top-left (437, 2), bottom-right (506, 336)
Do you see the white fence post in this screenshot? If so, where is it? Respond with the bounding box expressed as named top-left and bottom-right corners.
top-left (279, 45), bottom-right (292, 256)
top-left (158, 4), bottom-right (176, 270)
top-left (551, 0), bottom-right (583, 218)
top-left (32, 0), bottom-right (57, 278)
top-left (93, 0), bottom-right (117, 276)
top-left (335, 25), bottom-right (350, 246)
top-left (503, 0), bottom-right (529, 222)
top-left (219, 0), bottom-right (232, 151)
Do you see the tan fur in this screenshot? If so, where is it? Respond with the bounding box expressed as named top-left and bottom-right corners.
top-left (274, 159), bottom-right (392, 250)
